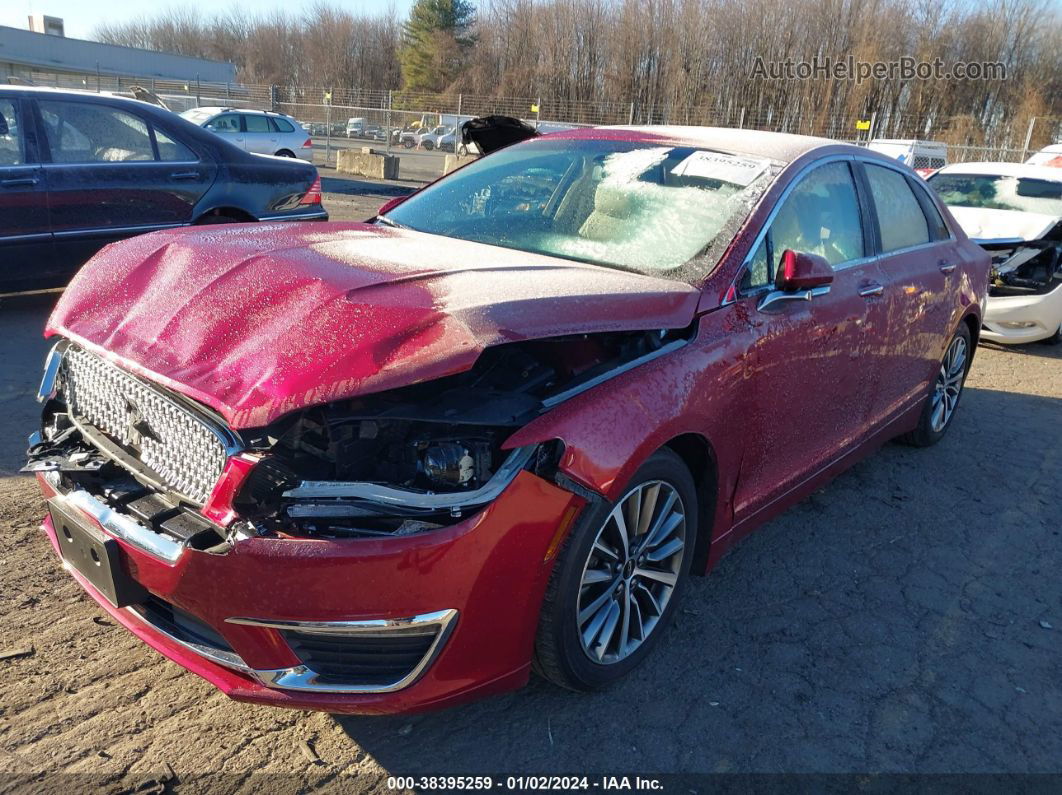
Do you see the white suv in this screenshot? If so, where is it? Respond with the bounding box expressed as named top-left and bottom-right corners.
top-left (181, 107), bottom-right (313, 161)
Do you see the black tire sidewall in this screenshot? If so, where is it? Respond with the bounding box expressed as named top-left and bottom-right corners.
top-left (917, 323), bottom-right (973, 444)
top-left (540, 449), bottom-right (697, 690)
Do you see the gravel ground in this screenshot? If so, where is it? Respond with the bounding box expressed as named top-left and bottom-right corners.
top-left (0, 273), bottom-right (1060, 790)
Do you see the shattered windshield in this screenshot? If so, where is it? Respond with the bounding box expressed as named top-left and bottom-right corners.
top-left (929, 172), bottom-right (1062, 216)
top-left (381, 138), bottom-right (777, 281)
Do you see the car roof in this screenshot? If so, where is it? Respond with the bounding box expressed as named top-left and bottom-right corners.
top-left (937, 161), bottom-right (1062, 181)
top-left (0, 84), bottom-right (161, 110)
top-left (549, 125), bottom-right (846, 164)
top-left (186, 106), bottom-right (289, 118)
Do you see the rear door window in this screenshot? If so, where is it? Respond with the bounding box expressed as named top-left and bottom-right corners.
top-left (865, 163), bottom-right (930, 252)
top-left (0, 99), bottom-right (24, 165)
top-left (154, 127), bottom-right (196, 162)
top-left (39, 101), bottom-right (155, 163)
top-left (244, 115), bottom-right (271, 133)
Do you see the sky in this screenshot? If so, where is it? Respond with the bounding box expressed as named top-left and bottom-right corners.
top-left (1, 0), bottom-right (413, 40)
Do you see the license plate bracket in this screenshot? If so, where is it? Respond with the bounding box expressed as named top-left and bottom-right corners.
top-left (48, 499), bottom-right (148, 608)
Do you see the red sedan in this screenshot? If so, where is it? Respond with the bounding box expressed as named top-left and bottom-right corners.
top-left (27, 126), bottom-right (988, 714)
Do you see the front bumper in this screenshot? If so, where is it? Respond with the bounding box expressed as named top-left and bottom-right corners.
top-left (37, 470), bottom-right (582, 714)
top-left (981, 285), bottom-right (1062, 344)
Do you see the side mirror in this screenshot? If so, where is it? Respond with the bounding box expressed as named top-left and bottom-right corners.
top-left (775, 249), bottom-right (834, 291)
top-left (377, 195), bottom-right (409, 216)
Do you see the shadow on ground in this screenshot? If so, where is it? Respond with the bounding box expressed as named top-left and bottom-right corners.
top-left (336, 386), bottom-right (1062, 774)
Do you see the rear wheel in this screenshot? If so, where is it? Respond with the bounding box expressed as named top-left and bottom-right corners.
top-left (533, 449), bottom-right (696, 691)
top-left (899, 324), bottom-right (972, 447)
top-left (275, 149), bottom-right (295, 158)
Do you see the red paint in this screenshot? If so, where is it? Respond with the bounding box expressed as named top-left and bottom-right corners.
top-left (46, 222), bottom-right (699, 428)
top-left (201, 454), bottom-right (260, 526)
top-left (35, 129), bottom-right (991, 714)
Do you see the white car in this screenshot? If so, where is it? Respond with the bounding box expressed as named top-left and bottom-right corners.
top-left (417, 126), bottom-right (453, 150)
top-left (928, 162), bottom-right (1062, 345)
top-left (868, 138), bottom-right (948, 177)
top-left (180, 107), bottom-right (313, 161)
top-left (1027, 144), bottom-right (1062, 168)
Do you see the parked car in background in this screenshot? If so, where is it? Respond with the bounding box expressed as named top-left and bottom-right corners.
top-left (417, 125), bottom-right (453, 150)
top-left (0, 87), bottom-right (326, 293)
top-left (1026, 144), bottom-right (1062, 168)
top-left (27, 127), bottom-right (986, 714)
top-left (867, 138), bottom-right (947, 177)
top-left (345, 117), bottom-right (366, 137)
top-left (929, 162), bottom-right (1062, 344)
top-left (181, 107), bottom-right (313, 161)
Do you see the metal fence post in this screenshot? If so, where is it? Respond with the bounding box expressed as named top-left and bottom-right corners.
top-left (196, 75), bottom-right (201, 107)
top-left (325, 92), bottom-right (332, 168)
top-left (629, 102), bottom-right (635, 124)
top-left (867, 111), bottom-right (877, 142)
top-left (1020, 117), bottom-right (1036, 162)
top-left (386, 90), bottom-right (393, 155)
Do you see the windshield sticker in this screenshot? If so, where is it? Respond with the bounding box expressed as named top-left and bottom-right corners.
top-left (671, 151), bottom-right (770, 186)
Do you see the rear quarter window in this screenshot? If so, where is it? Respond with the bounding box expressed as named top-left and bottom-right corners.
top-left (270, 117), bottom-right (295, 133)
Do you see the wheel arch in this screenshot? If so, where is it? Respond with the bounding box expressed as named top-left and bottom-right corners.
top-left (193, 206), bottom-right (258, 224)
top-left (661, 433), bottom-right (718, 576)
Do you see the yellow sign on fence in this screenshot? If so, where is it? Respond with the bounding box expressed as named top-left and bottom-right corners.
top-left (531, 103), bottom-right (540, 113)
top-left (855, 119), bottom-right (871, 131)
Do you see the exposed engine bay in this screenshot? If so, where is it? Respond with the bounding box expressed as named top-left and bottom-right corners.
top-left (27, 326), bottom-right (693, 546)
top-left (983, 222), bottom-right (1062, 297)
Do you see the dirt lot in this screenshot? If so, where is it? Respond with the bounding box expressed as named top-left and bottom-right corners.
top-left (1, 282), bottom-right (1060, 789)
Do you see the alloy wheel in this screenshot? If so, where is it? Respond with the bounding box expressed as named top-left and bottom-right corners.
top-left (930, 335), bottom-right (967, 432)
top-left (576, 480), bottom-right (687, 664)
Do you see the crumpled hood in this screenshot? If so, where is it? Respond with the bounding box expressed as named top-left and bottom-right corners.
top-left (47, 222), bottom-right (700, 428)
top-left (948, 206), bottom-right (1061, 243)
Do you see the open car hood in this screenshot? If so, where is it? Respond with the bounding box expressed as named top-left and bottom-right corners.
top-left (460, 116), bottom-right (539, 154)
top-left (47, 222), bottom-right (700, 429)
top-left (948, 206), bottom-right (1061, 244)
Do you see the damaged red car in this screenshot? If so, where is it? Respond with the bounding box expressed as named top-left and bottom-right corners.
top-left (27, 126), bottom-right (989, 714)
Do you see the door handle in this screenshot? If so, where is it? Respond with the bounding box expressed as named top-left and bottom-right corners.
top-left (859, 282), bottom-right (884, 297)
top-left (939, 262), bottom-right (957, 274)
top-left (169, 171), bottom-right (199, 180)
top-left (1, 177), bottom-right (38, 187)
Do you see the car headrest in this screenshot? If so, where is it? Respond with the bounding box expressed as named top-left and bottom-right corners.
top-left (0, 114), bottom-right (8, 136)
top-left (593, 184), bottom-right (638, 218)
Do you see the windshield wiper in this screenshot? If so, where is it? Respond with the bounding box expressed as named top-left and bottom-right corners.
top-left (375, 216), bottom-right (409, 230)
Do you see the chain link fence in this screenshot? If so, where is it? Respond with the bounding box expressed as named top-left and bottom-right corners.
top-left (13, 68), bottom-right (1061, 179)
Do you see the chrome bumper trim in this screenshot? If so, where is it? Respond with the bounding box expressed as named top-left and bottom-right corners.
top-left (57, 488), bottom-right (185, 564)
top-left (126, 605), bottom-right (253, 674)
top-left (227, 609), bottom-right (459, 694)
top-left (37, 342), bottom-right (62, 402)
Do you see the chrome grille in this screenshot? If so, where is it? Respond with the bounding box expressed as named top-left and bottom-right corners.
top-left (62, 346), bottom-right (230, 505)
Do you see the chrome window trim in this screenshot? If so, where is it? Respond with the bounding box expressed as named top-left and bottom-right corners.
top-left (40, 160), bottom-right (202, 169)
top-left (726, 154), bottom-right (866, 302)
top-left (226, 609), bottom-right (459, 694)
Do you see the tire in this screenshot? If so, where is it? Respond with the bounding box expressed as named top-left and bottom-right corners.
top-left (898, 323), bottom-right (972, 447)
top-left (423, 140), bottom-right (434, 151)
top-left (533, 448), bottom-right (697, 691)
top-left (403, 139), bottom-right (414, 149)
top-left (275, 150), bottom-right (295, 158)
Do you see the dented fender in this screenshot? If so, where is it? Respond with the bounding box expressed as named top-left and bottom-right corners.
top-left (503, 308), bottom-right (753, 541)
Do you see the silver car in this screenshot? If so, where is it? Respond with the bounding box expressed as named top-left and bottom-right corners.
top-left (180, 107), bottom-right (313, 161)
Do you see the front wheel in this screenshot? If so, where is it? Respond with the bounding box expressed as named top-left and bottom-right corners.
top-left (899, 324), bottom-right (972, 447)
top-left (533, 449), bottom-right (696, 691)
